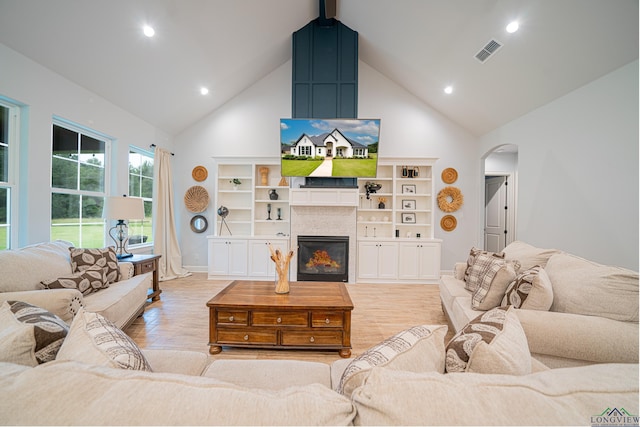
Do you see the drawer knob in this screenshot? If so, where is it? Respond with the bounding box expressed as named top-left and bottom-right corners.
top-left (244, 335), bottom-right (249, 341)
top-left (325, 318), bottom-right (330, 324)
top-left (276, 317), bottom-right (282, 323)
top-left (309, 336), bottom-right (315, 343)
top-left (229, 316), bottom-right (234, 322)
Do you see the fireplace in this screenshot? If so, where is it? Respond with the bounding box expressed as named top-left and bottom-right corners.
top-left (297, 236), bottom-right (349, 282)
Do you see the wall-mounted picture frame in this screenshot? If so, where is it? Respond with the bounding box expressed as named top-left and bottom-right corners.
top-left (402, 199), bottom-right (416, 210)
top-left (401, 212), bottom-right (416, 223)
top-left (402, 184), bottom-right (416, 194)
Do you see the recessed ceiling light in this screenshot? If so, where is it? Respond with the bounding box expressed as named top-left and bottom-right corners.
top-left (200, 87), bottom-right (209, 95)
top-left (506, 21), bottom-right (519, 33)
top-left (444, 86), bottom-right (453, 95)
top-left (143, 25), bottom-right (155, 38)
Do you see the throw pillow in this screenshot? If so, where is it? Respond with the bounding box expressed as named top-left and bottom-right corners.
top-left (56, 308), bottom-right (152, 371)
top-left (6, 300), bottom-right (69, 364)
top-left (464, 247), bottom-right (505, 292)
top-left (337, 324), bottom-right (447, 398)
top-left (501, 265), bottom-right (554, 311)
top-left (470, 254), bottom-right (518, 310)
top-left (69, 246), bottom-right (121, 284)
top-left (41, 264), bottom-right (108, 296)
top-left (0, 301), bottom-right (38, 366)
top-left (502, 241), bottom-right (561, 271)
top-left (445, 306), bottom-right (531, 375)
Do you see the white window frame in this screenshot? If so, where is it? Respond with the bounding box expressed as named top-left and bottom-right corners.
top-left (0, 98), bottom-right (20, 250)
top-left (128, 146), bottom-right (154, 248)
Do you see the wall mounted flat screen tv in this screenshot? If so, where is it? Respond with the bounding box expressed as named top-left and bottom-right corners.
top-left (280, 118), bottom-right (381, 177)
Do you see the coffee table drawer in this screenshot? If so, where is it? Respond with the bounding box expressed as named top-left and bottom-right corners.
top-left (281, 330), bottom-right (343, 346)
top-left (217, 310), bottom-right (248, 325)
top-left (311, 311), bottom-right (344, 328)
top-left (217, 329), bottom-right (277, 345)
top-left (252, 311), bottom-right (308, 327)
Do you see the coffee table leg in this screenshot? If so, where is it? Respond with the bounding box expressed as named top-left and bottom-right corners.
top-left (339, 348), bottom-right (351, 358)
top-left (209, 345), bottom-right (222, 355)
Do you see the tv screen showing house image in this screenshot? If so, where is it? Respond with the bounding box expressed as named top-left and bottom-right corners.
top-left (280, 118), bottom-right (381, 177)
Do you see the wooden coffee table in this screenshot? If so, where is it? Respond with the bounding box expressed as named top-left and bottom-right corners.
top-left (207, 280), bottom-right (354, 358)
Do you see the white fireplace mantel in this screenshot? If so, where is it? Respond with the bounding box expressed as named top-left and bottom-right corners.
top-left (289, 188), bottom-right (358, 206)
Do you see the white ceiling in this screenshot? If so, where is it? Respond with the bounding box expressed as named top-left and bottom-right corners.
top-left (0, 0), bottom-right (637, 137)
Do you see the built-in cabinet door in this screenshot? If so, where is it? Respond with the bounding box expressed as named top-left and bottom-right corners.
top-left (357, 241), bottom-right (398, 280)
top-left (227, 240), bottom-right (248, 276)
top-left (208, 238), bottom-right (248, 276)
top-left (248, 239), bottom-right (288, 278)
top-left (397, 242), bottom-right (440, 280)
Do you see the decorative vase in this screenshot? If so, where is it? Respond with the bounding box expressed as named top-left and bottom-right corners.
top-left (259, 167), bottom-right (269, 186)
top-left (269, 244), bottom-right (294, 294)
top-left (378, 202), bottom-right (385, 209)
top-left (269, 189), bottom-right (279, 200)
top-left (275, 273), bottom-right (290, 294)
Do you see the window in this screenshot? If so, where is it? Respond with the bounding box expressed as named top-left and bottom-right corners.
top-left (128, 148), bottom-right (153, 246)
top-left (0, 99), bottom-right (18, 250)
top-left (51, 121), bottom-right (108, 247)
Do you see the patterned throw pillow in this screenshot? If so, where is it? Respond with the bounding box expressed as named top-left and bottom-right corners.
top-left (4, 301), bottom-right (69, 364)
top-left (445, 306), bottom-right (531, 375)
top-left (41, 264), bottom-right (108, 296)
top-left (470, 254), bottom-right (519, 310)
top-left (337, 324), bottom-right (447, 398)
top-left (69, 246), bottom-right (121, 283)
top-left (501, 265), bottom-right (554, 311)
top-left (56, 308), bottom-right (152, 371)
top-left (464, 247), bottom-right (504, 291)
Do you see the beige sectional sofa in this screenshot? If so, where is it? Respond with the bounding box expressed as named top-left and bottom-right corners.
top-left (440, 241), bottom-right (639, 368)
top-left (0, 240), bottom-right (150, 328)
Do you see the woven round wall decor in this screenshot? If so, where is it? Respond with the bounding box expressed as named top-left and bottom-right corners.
top-left (441, 168), bottom-right (458, 184)
top-left (437, 186), bottom-right (464, 212)
top-left (441, 215), bottom-right (457, 232)
top-left (192, 166), bottom-right (208, 182)
top-left (184, 185), bottom-right (210, 213)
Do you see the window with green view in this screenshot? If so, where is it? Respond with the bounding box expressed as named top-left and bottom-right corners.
top-left (128, 149), bottom-right (154, 246)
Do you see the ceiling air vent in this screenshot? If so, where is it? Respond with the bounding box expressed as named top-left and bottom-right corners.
top-left (475, 39), bottom-right (503, 63)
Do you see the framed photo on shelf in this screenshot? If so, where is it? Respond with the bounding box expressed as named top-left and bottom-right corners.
top-left (401, 212), bottom-right (416, 224)
top-left (402, 184), bottom-right (416, 194)
top-left (402, 199), bottom-right (416, 210)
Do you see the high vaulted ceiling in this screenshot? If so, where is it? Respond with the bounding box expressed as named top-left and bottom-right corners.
top-left (0, 0), bottom-right (637, 136)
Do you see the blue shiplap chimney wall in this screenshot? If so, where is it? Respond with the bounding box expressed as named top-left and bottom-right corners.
top-left (292, 7), bottom-right (358, 119)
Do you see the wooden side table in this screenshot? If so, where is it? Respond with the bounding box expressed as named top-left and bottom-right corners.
top-left (129, 254), bottom-right (162, 301)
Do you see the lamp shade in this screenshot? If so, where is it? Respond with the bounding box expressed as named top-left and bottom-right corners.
top-left (103, 196), bottom-right (145, 220)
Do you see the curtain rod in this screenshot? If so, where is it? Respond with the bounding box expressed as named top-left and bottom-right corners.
top-left (150, 144), bottom-right (174, 156)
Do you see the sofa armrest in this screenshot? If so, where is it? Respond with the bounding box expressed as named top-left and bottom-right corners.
top-left (141, 349), bottom-right (209, 376)
top-left (453, 262), bottom-right (467, 280)
top-left (0, 289), bottom-right (84, 324)
top-left (515, 309), bottom-right (639, 364)
top-left (118, 262), bottom-right (134, 280)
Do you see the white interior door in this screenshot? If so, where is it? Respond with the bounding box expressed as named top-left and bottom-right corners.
top-left (484, 176), bottom-right (507, 252)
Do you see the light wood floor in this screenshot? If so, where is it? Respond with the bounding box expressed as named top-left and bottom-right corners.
top-left (125, 273), bottom-right (453, 364)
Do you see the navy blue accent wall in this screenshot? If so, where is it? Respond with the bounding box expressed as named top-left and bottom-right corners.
top-left (292, 18), bottom-right (358, 119)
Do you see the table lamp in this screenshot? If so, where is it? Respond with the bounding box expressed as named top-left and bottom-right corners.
top-left (103, 195), bottom-right (145, 259)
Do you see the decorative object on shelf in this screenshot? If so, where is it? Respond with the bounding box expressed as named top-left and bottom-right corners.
top-left (441, 167), bottom-right (458, 184)
top-left (217, 206), bottom-right (231, 235)
top-left (184, 185), bottom-right (210, 213)
top-left (266, 203), bottom-right (272, 220)
top-left (268, 244), bottom-right (294, 294)
top-left (437, 186), bottom-right (464, 212)
top-left (259, 167), bottom-right (269, 186)
top-left (277, 208), bottom-right (282, 220)
top-left (103, 195), bottom-right (145, 259)
top-left (441, 214), bottom-right (457, 231)
top-left (269, 189), bottom-right (279, 200)
top-left (278, 176), bottom-right (288, 186)
top-left (364, 182), bottom-right (381, 199)
top-left (402, 199), bottom-right (416, 210)
top-left (401, 212), bottom-right (416, 224)
top-left (402, 166), bottom-right (408, 177)
top-left (230, 178), bottom-right (241, 191)
top-left (377, 196), bottom-right (386, 209)
top-left (191, 165), bottom-right (208, 182)
top-left (407, 167), bottom-right (419, 178)
top-left (402, 184), bottom-right (416, 194)
top-left (190, 215), bottom-right (208, 233)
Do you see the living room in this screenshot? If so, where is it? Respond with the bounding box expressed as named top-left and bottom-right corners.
top-left (0, 1), bottom-right (638, 425)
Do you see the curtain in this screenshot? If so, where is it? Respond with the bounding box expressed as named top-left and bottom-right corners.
top-left (153, 147), bottom-right (191, 281)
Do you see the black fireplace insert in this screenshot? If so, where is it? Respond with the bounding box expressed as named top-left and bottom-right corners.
top-left (297, 235), bottom-right (349, 282)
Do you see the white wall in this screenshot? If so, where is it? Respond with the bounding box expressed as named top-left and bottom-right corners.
top-left (0, 43), bottom-right (172, 248)
top-left (480, 60), bottom-right (639, 270)
top-left (174, 60), bottom-right (480, 272)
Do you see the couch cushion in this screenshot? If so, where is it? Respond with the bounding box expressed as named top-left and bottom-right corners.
top-left (0, 301), bottom-right (37, 366)
top-left (5, 301), bottom-right (69, 364)
top-left (469, 254), bottom-right (518, 310)
top-left (502, 241), bottom-right (561, 271)
top-left (546, 253), bottom-right (639, 322)
top-left (0, 240), bottom-right (73, 292)
top-left (142, 349), bottom-right (209, 376)
top-left (0, 360), bottom-right (357, 426)
top-left (69, 246), bottom-right (121, 284)
top-left (56, 309), bottom-right (152, 371)
top-left (350, 363), bottom-right (639, 426)
top-left (445, 306), bottom-right (531, 375)
top-left (82, 273), bottom-right (149, 329)
top-left (502, 265), bottom-right (554, 310)
top-left (464, 247), bottom-right (505, 292)
top-left (337, 324), bottom-right (447, 398)
top-left (40, 264), bottom-right (108, 296)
